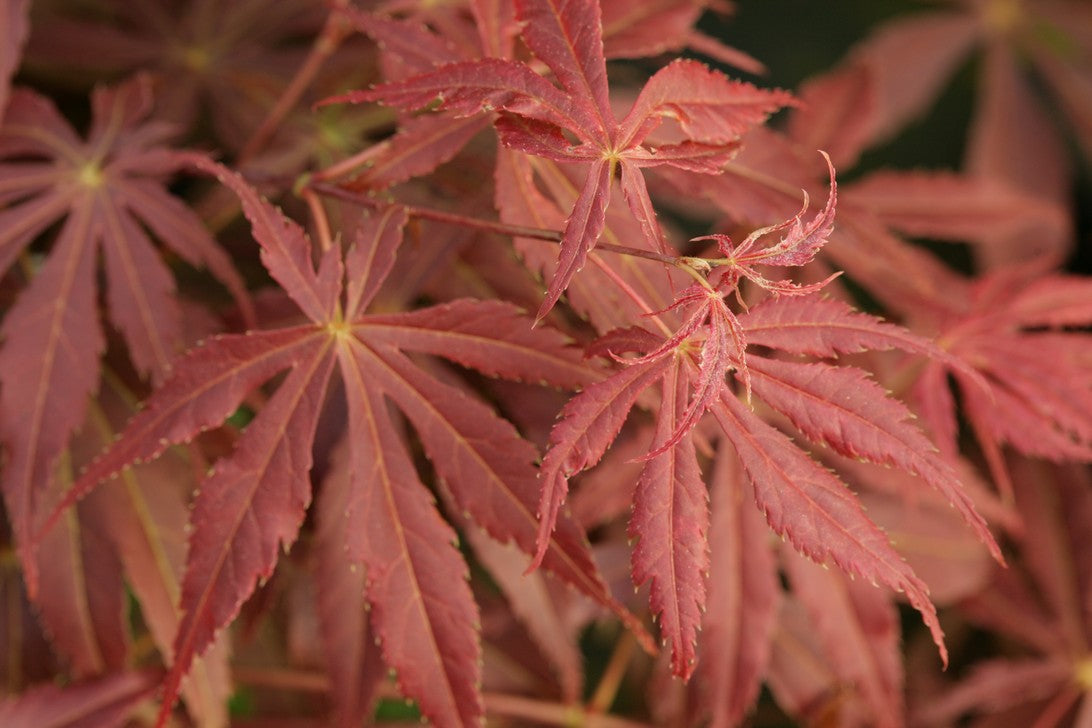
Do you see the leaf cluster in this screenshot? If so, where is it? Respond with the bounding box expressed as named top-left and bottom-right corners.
top-left (1, 1), bottom-right (1090, 727)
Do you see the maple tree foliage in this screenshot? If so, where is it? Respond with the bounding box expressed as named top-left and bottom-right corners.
top-left (911, 458), bottom-right (1092, 728)
top-left (0, 1), bottom-right (1090, 727)
top-left (53, 154), bottom-right (642, 728)
top-left (0, 73), bottom-right (251, 593)
top-left (330, 0), bottom-right (792, 319)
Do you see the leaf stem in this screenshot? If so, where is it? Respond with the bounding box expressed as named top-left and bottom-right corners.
top-left (301, 185), bottom-right (334, 252)
top-left (307, 181), bottom-right (686, 268)
top-left (722, 160), bottom-right (809, 202)
top-left (587, 630), bottom-right (636, 714)
top-left (676, 260), bottom-right (717, 291)
top-left (237, 1), bottom-right (352, 164)
top-left (483, 692), bottom-right (653, 728)
top-left (232, 666), bottom-right (330, 693)
top-left (309, 123), bottom-right (397, 182)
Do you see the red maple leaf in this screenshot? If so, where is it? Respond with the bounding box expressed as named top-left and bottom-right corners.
top-left (46, 375), bottom-right (233, 721)
top-left (530, 164), bottom-right (1001, 678)
top-left (598, 0), bottom-right (764, 72)
top-left (25, 0), bottom-right (325, 150)
top-left (332, 0), bottom-right (792, 319)
top-left (911, 269), bottom-right (1092, 498)
top-left (0, 75), bottom-right (250, 589)
top-left (915, 458), bottom-right (1092, 727)
top-left (326, 0), bottom-right (763, 193)
top-left (650, 63), bottom-right (1087, 500)
top-left (42, 154), bottom-right (645, 728)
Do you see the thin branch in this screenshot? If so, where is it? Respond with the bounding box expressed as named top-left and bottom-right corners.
top-left (232, 666), bottom-right (330, 693)
top-left (484, 693), bottom-right (653, 728)
top-left (310, 180), bottom-right (562, 241)
top-left (301, 185), bottom-right (334, 252)
top-left (308, 180), bottom-right (684, 267)
top-left (587, 631), bottom-right (636, 714)
top-left (309, 127), bottom-right (396, 182)
top-left (237, 1), bottom-right (352, 163)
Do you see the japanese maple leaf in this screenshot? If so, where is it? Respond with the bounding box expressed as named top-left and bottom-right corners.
top-left (311, 439), bottom-right (387, 728)
top-left (860, 0), bottom-right (1092, 164)
top-left (0, 75), bottom-right (249, 590)
top-left (531, 165), bottom-right (1000, 678)
top-left (636, 82), bottom-right (1082, 495)
top-left (691, 413), bottom-right (1006, 726)
top-left (317, 7), bottom-right (497, 193)
top-left (327, 0), bottom-right (761, 193)
top-left (660, 96), bottom-right (1066, 324)
top-left (777, 69), bottom-right (1091, 486)
top-left (45, 154), bottom-right (639, 728)
top-left (13, 371), bottom-right (231, 721)
top-left (88, 377), bottom-right (232, 724)
top-left (607, 153), bottom-right (836, 462)
top-left (334, 0), bottom-right (792, 319)
top-left (25, 0), bottom-right (323, 150)
top-left (915, 458), bottom-right (1092, 727)
top-left (911, 269), bottom-right (1092, 498)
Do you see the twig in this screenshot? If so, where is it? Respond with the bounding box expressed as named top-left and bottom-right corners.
top-left (484, 692), bottom-right (653, 728)
top-left (237, 1), bottom-right (352, 163)
top-left (307, 181), bottom-right (684, 267)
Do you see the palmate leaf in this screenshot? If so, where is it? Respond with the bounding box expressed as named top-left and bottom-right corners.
top-left (797, 2), bottom-right (1090, 267)
top-left (908, 270), bottom-right (1092, 497)
top-left (533, 354), bottom-right (671, 571)
top-left (616, 58), bottom-right (795, 148)
top-left (346, 113), bottom-right (492, 191)
top-left (916, 459), bottom-right (1092, 727)
top-left (843, 169), bottom-right (1069, 250)
top-left (494, 149), bottom-right (684, 335)
top-left (0, 76), bottom-right (250, 593)
top-left (534, 284), bottom-right (1003, 673)
top-left (335, 351), bottom-right (481, 726)
top-left (785, 63), bottom-right (876, 170)
top-left (33, 482), bottom-right (128, 681)
top-left (31, 372), bottom-right (232, 705)
top-left (80, 380), bottom-right (231, 726)
top-left (599, 0), bottom-right (704, 60)
top-left (340, 0), bottom-right (790, 320)
top-left (517, 0), bottom-right (612, 124)
top-left (458, 513), bottom-right (586, 702)
top-left (739, 295), bottom-right (953, 359)
top-left (27, 0), bottom-right (323, 151)
top-left (341, 8), bottom-right (464, 79)
top-left (599, 0), bottom-right (765, 73)
top-left (527, 166), bottom-right (998, 671)
top-left (46, 156), bottom-right (636, 728)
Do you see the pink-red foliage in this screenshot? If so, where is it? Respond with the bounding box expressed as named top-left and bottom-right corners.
top-left (1, 1), bottom-right (1089, 727)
